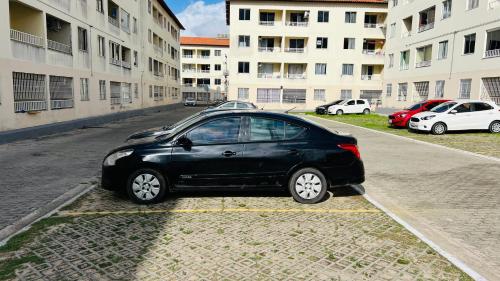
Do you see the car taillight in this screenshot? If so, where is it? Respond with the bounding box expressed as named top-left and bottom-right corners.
top-left (338, 144), bottom-right (361, 159)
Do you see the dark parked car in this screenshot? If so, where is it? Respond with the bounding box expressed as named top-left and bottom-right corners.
top-left (315, 100), bottom-right (344, 115)
top-left (206, 100), bottom-right (257, 110)
top-left (102, 111), bottom-right (365, 204)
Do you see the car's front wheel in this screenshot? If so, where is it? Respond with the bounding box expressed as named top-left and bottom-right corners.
top-left (289, 168), bottom-right (328, 204)
top-left (490, 121), bottom-right (500, 133)
top-left (431, 122), bottom-right (447, 135)
top-left (363, 109), bottom-right (370, 115)
top-left (127, 169), bottom-right (167, 204)
top-left (336, 109), bottom-right (343, 116)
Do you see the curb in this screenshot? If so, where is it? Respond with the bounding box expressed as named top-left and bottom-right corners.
top-left (0, 180), bottom-right (97, 245)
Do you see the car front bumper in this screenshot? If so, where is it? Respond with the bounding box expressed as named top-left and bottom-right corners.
top-left (408, 120), bottom-right (433, 131)
top-left (101, 165), bottom-right (128, 191)
top-left (388, 117), bottom-right (408, 127)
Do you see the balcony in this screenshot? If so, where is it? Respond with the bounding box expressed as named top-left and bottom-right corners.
top-left (259, 21), bottom-right (275, 26)
top-left (418, 6), bottom-right (435, 33)
top-left (485, 49), bottom-right (500, 58)
top-left (400, 63), bottom-right (409, 70)
top-left (10, 29), bottom-right (44, 48)
top-left (286, 73), bottom-right (306, 79)
top-left (285, 21), bottom-right (308, 27)
top-left (361, 74), bottom-right (381, 80)
top-left (46, 14), bottom-right (72, 55)
top-left (258, 73), bottom-right (281, 79)
top-left (198, 69), bottom-right (210, 73)
top-left (121, 61), bottom-right (131, 69)
top-left (182, 68), bottom-right (196, 73)
top-left (418, 22), bottom-right (434, 33)
top-left (484, 30), bottom-right (500, 58)
top-left (197, 55), bottom-right (210, 59)
top-left (285, 48), bottom-right (305, 53)
top-left (416, 60), bottom-right (431, 68)
top-left (182, 54), bottom-right (193, 58)
top-left (259, 47), bottom-right (281, 52)
top-left (109, 57), bottom-right (121, 66)
top-left (362, 49), bottom-right (385, 56)
top-left (108, 16), bottom-right (119, 27)
top-left (48, 39), bottom-right (72, 54)
top-left (154, 45), bottom-right (163, 56)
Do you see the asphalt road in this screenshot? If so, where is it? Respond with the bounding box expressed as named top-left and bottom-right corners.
top-left (0, 105), bottom-right (201, 236)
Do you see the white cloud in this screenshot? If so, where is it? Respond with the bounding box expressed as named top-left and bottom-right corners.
top-left (177, 1), bottom-right (228, 37)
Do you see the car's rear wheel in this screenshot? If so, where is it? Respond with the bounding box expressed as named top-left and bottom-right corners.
top-left (363, 109), bottom-right (370, 115)
top-left (336, 110), bottom-right (343, 116)
top-left (127, 169), bottom-right (167, 204)
top-left (431, 122), bottom-right (447, 135)
top-left (289, 168), bottom-right (328, 204)
top-left (490, 121), bottom-right (500, 133)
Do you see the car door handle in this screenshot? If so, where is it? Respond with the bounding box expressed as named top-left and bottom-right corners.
top-left (222, 151), bottom-right (237, 157)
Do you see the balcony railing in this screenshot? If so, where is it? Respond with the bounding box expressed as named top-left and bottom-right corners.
top-left (108, 16), bottom-right (119, 27)
top-left (364, 23), bottom-right (377, 28)
top-left (47, 39), bottom-right (72, 55)
top-left (14, 101), bottom-right (48, 113)
top-left (50, 99), bottom-right (74, 109)
top-left (488, 0), bottom-right (500, 9)
top-left (258, 47), bottom-right (281, 52)
top-left (182, 54), bottom-right (193, 58)
top-left (109, 57), bottom-right (121, 66)
top-left (285, 48), bottom-right (305, 53)
top-left (361, 74), bottom-right (381, 80)
top-left (259, 21), bottom-right (275, 26)
top-left (402, 31), bottom-right (412, 38)
top-left (10, 29), bottom-right (45, 48)
top-left (286, 73), bottom-right (306, 79)
top-left (197, 55), bottom-right (210, 59)
top-left (182, 69), bottom-right (196, 73)
top-left (286, 21), bottom-right (308, 27)
top-left (198, 69), bottom-right (210, 73)
top-left (258, 73), bottom-right (281, 79)
top-left (416, 60), bottom-right (431, 68)
top-left (154, 45), bottom-right (163, 56)
top-left (485, 49), bottom-right (500, 58)
top-left (154, 71), bottom-right (164, 77)
top-left (111, 97), bottom-right (121, 105)
top-left (418, 22), bottom-right (434, 33)
top-left (121, 61), bottom-right (131, 69)
top-left (362, 49), bottom-right (385, 56)
top-left (400, 63), bottom-right (409, 70)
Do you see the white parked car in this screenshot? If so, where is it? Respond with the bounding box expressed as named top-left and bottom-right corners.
top-left (328, 99), bottom-right (371, 115)
top-left (409, 100), bottom-right (500, 135)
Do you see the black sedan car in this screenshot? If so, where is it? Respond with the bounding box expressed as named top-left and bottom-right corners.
top-left (315, 100), bottom-right (344, 115)
top-left (102, 111), bottom-right (364, 204)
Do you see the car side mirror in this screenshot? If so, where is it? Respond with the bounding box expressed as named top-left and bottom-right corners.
top-left (449, 110), bottom-right (457, 114)
top-left (176, 136), bottom-right (192, 148)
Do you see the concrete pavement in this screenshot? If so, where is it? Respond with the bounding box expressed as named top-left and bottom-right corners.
top-left (0, 105), bottom-right (201, 241)
top-left (305, 115), bottom-right (500, 281)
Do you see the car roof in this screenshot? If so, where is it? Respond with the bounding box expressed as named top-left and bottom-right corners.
top-left (198, 110), bottom-right (309, 123)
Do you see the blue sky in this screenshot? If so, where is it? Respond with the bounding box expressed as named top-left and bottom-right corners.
top-left (170, 0), bottom-right (228, 37)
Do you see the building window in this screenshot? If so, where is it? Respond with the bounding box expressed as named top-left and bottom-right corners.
top-left (467, 0), bottom-right (479, 10)
top-left (133, 17), bottom-right (138, 33)
top-left (442, 0), bottom-right (452, 19)
top-left (342, 64), bottom-right (354, 76)
top-left (438, 41), bottom-right (448, 59)
top-left (148, 29), bottom-right (152, 43)
top-left (49, 76), bottom-right (74, 109)
top-left (459, 79), bottom-right (472, 99)
top-left (341, 89), bottom-right (352, 99)
top-left (148, 57), bottom-right (152, 72)
top-left (482, 77), bottom-right (500, 105)
top-left (238, 62), bottom-right (250, 73)
top-left (318, 11), bottom-right (329, 22)
top-left (12, 72), bottom-right (48, 112)
top-left (388, 54), bottom-right (394, 68)
top-left (316, 37), bottom-right (328, 49)
top-left (80, 78), bottom-right (89, 101)
top-left (314, 89), bottom-right (326, 101)
top-left (392, 0), bottom-right (398, 7)
top-left (98, 35), bottom-right (105, 57)
top-left (120, 9), bottom-right (130, 33)
top-left (257, 88), bottom-right (280, 103)
top-left (315, 63), bottom-right (327, 75)
top-left (283, 89), bottom-right (306, 104)
top-left (238, 35), bottom-right (250, 47)
top-left (215, 50), bottom-right (222, 56)
top-left (96, 0), bottom-right (104, 13)
top-left (416, 45), bottom-right (432, 67)
top-left (386, 83), bottom-right (392, 97)
top-left (400, 50), bottom-right (410, 70)
top-left (78, 27), bottom-right (88, 51)
top-left (414, 81), bottom-right (430, 100)
top-left (148, 0), bottom-right (151, 14)
top-left (389, 23), bottom-right (396, 38)
top-left (345, 12), bottom-right (356, 23)
top-left (134, 83), bottom-right (139, 99)
top-left (344, 38), bottom-right (355, 49)
top-left (214, 79), bottom-right (222, 85)
top-left (464, 33), bottom-right (476, 54)
top-left (215, 64), bottom-right (222, 71)
top-left (238, 88), bottom-right (249, 100)
top-left (99, 80), bottom-right (106, 100)
top-left (239, 9), bottom-right (250, 20)
top-left (435, 80), bottom-right (445, 97)
top-left (398, 83), bottom-right (408, 101)
top-left (133, 51), bottom-right (138, 67)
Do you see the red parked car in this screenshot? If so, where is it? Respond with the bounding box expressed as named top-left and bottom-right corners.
top-left (388, 100), bottom-right (450, 128)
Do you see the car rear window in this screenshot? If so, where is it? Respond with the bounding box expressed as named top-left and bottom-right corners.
top-left (250, 117), bottom-right (306, 141)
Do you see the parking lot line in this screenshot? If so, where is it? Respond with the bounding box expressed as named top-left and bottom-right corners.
top-left (58, 208), bottom-right (381, 217)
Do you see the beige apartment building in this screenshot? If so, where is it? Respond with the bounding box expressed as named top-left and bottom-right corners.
top-left (180, 36), bottom-right (230, 103)
top-left (382, 0), bottom-right (500, 107)
top-left (0, 0), bottom-right (183, 132)
top-left (225, 0), bottom-right (388, 110)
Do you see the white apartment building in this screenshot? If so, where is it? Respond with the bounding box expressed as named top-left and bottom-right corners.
top-left (0, 0), bottom-right (183, 132)
top-left (383, 0), bottom-right (500, 107)
top-left (225, 0), bottom-right (388, 110)
top-left (180, 36), bottom-right (230, 103)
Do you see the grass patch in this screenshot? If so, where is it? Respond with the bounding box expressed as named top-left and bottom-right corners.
top-left (0, 255), bottom-right (44, 281)
top-left (304, 113), bottom-right (500, 158)
top-left (0, 217), bottom-right (74, 254)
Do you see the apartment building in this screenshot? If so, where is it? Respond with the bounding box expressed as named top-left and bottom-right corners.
top-left (180, 36), bottom-right (230, 103)
top-left (383, 0), bottom-right (500, 107)
top-left (0, 0), bottom-right (183, 132)
top-left (225, 0), bottom-right (388, 110)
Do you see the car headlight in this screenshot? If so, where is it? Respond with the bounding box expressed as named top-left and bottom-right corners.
top-left (103, 149), bottom-right (134, 166)
top-left (400, 114), bottom-right (407, 118)
top-left (421, 115), bottom-right (436, 120)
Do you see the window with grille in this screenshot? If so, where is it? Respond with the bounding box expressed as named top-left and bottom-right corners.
top-left (345, 12), bottom-right (356, 23)
top-left (342, 64), bottom-right (354, 75)
top-left (360, 90), bottom-right (382, 104)
top-left (315, 63), bottom-right (327, 75)
top-left (314, 89), bottom-right (326, 101)
top-left (99, 80), bottom-right (106, 100)
top-left (78, 27), bottom-right (88, 51)
top-left (318, 11), bottom-right (329, 22)
top-left (80, 78), bottom-right (89, 101)
top-left (257, 88), bottom-right (280, 103)
top-left (386, 84), bottom-right (392, 97)
top-left (110, 81), bottom-right (121, 105)
top-left (414, 81), bottom-right (429, 100)
top-left (464, 34), bottom-right (476, 54)
top-left (49, 76), bottom-right (74, 109)
top-left (482, 77), bottom-right (500, 105)
top-left (12, 72), bottom-right (48, 113)
top-left (283, 89), bottom-right (306, 104)
top-left (341, 89), bottom-right (352, 99)
top-left (344, 38), bottom-right (355, 49)
top-left (438, 41), bottom-right (448, 59)
top-left (122, 83), bottom-right (132, 103)
top-left (459, 79), bottom-right (472, 99)
top-left (398, 83), bottom-right (408, 101)
top-left (435, 80), bottom-right (445, 98)
top-left (238, 88), bottom-right (249, 100)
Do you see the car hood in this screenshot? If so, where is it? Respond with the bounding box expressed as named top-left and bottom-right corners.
top-left (391, 109), bottom-right (411, 116)
top-left (412, 111), bottom-right (440, 119)
top-left (127, 126), bottom-right (171, 140)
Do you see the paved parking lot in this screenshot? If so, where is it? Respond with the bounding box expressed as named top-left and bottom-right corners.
top-left (3, 188), bottom-right (470, 281)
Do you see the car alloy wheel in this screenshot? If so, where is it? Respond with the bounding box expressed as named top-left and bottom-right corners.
top-left (289, 168), bottom-right (327, 204)
top-left (363, 109), bottom-right (370, 115)
top-left (127, 169), bottom-right (167, 204)
top-left (431, 122), bottom-right (446, 135)
top-left (490, 121), bottom-right (500, 133)
top-left (336, 110), bottom-right (343, 116)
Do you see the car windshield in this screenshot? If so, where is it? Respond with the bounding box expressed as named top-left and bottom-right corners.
top-left (431, 102), bottom-right (457, 113)
top-left (157, 114), bottom-right (208, 141)
top-left (163, 112), bottom-right (203, 130)
top-left (405, 102), bottom-right (424, 111)
top-left (327, 100), bottom-right (343, 106)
